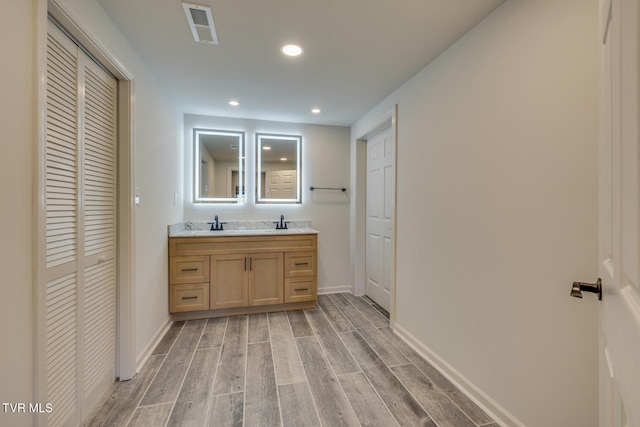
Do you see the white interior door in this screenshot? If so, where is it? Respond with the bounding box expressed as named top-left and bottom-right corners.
top-left (45, 20), bottom-right (117, 426)
top-left (598, 0), bottom-right (640, 425)
top-left (265, 169), bottom-right (296, 199)
top-left (365, 127), bottom-right (394, 312)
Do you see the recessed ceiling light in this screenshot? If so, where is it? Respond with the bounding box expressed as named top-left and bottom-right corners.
top-left (311, 108), bottom-right (321, 114)
top-left (281, 44), bottom-right (303, 57)
top-left (262, 146), bottom-right (271, 150)
top-left (280, 157), bottom-right (288, 161)
top-left (229, 100), bottom-right (239, 106)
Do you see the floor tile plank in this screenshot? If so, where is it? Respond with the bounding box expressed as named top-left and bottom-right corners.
top-left (248, 313), bottom-right (270, 343)
top-left (349, 296), bottom-right (390, 328)
top-left (296, 336), bottom-right (360, 426)
top-left (317, 294), bottom-right (356, 332)
top-left (338, 372), bottom-right (399, 427)
top-left (213, 315), bottom-right (248, 395)
top-left (278, 382), bottom-right (322, 427)
top-left (358, 327), bottom-right (410, 367)
top-left (269, 312), bottom-right (306, 385)
top-left (339, 292), bottom-right (363, 305)
top-left (340, 331), bottom-right (435, 426)
top-left (377, 327), bottom-right (495, 425)
top-left (304, 309), bottom-right (360, 375)
top-left (448, 390), bottom-right (496, 426)
top-left (286, 310), bottom-right (314, 337)
top-left (88, 355), bottom-right (165, 426)
top-left (329, 292), bottom-right (352, 307)
top-left (167, 347), bottom-right (220, 426)
top-left (361, 295), bottom-right (391, 319)
top-left (245, 342), bottom-right (281, 426)
top-left (337, 301), bottom-right (378, 330)
top-left (152, 321), bottom-right (185, 355)
top-left (208, 392), bottom-right (244, 427)
top-left (128, 403), bottom-right (173, 427)
top-left (198, 317), bottom-right (227, 349)
top-left (140, 319), bottom-right (206, 406)
top-left (392, 364), bottom-right (476, 427)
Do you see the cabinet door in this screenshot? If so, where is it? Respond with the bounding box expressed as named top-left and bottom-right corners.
top-left (210, 253), bottom-right (248, 309)
top-left (249, 252), bottom-right (284, 306)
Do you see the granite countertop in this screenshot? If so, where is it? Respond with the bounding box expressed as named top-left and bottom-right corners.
top-left (168, 221), bottom-right (319, 237)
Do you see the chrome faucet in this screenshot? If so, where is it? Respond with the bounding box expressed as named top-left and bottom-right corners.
top-left (273, 214), bottom-right (290, 230)
top-left (208, 214), bottom-right (226, 231)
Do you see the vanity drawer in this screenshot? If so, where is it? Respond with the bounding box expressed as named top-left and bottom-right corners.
top-left (285, 277), bottom-right (317, 303)
top-left (284, 251), bottom-right (316, 277)
top-left (170, 256), bottom-right (210, 284)
top-left (169, 283), bottom-right (209, 313)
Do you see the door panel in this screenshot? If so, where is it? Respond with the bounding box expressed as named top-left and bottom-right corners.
top-left (249, 252), bottom-right (284, 306)
top-left (599, 0), bottom-right (640, 425)
top-left (265, 170), bottom-right (296, 199)
top-left (365, 127), bottom-right (394, 312)
top-left (210, 254), bottom-right (248, 309)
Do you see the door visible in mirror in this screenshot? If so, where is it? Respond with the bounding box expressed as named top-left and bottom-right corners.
top-left (194, 129), bottom-right (245, 203)
top-left (256, 133), bottom-right (301, 203)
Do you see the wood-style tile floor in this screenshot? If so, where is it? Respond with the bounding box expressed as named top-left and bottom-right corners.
top-left (89, 293), bottom-right (498, 426)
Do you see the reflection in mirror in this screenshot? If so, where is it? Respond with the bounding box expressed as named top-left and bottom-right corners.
top-left (256, 133), bottom-right (301, 203)
top-left (194, 129), bottom-right (245, 203)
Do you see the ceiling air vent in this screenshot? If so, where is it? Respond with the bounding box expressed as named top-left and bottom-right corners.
top-left (182, 2), bottom-right (218, 45)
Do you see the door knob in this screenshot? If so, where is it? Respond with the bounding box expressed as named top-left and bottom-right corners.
top-left (570, 278), bottom-right (602, 300)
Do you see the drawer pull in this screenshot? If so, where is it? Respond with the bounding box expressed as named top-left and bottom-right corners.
top-left (294, 288), bottom-right (309, 292)
top-left (181, 296), bottom-right (198, 300)
top-left (295, 262), bottom-right (309, 266)
top-left (181, 268), bottom-right (199, 272)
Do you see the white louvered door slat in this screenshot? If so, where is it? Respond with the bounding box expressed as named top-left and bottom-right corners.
top-left (81, 52), bottom-right (117, 411)
top-left (45, 19), bottom-right (118, 427)
top-left (45, 27), bottom-right (77, 272)
top-left (45, 22), bottom-right (80, 427)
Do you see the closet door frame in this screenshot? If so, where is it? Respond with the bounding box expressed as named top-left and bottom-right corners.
top-left (35, 2), bottom-right (136, 424)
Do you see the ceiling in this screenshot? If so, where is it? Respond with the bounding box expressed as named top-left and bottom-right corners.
top-left (97, 0), bottom-right (506, 126)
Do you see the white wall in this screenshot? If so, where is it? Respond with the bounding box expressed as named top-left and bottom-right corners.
top-left (352, 0), bottom-right (599, 426)
top-left (0, 1), bottom-right (36, 425)
top-left (184, 114), bottom-right (351, 293)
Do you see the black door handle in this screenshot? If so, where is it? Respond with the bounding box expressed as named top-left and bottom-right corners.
top-left (570, 278), bottom-right (602, 300)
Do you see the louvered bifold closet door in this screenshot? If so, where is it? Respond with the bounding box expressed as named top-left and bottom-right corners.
top-left (45, 20), bottom-right (117, 427)
top-left (81, 50), bottom-right (117, 414)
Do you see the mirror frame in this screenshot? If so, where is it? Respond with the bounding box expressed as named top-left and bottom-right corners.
top-left (255, 133), bottom-right (302, 204)
top-left (193, 128), bottom-right (245, 203)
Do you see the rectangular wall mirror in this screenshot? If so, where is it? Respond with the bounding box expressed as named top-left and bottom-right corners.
top-left (194, 129), bottom-right (245, 203)
top-left (256, 133), bottom-right (301, 203)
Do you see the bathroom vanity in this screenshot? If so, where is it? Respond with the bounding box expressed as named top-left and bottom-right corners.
top-left (168, 223), bottom-right (318, 320)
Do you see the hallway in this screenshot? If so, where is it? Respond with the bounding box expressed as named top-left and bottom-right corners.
top-left (89, 293), bottom-right (496, 426)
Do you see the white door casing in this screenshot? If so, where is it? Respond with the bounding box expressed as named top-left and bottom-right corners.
top-left (365, 127), bottom-right (394, 312)
top-left (598, 0), bottom-right (640, 425)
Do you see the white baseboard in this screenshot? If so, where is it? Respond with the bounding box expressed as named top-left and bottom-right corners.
top-left (393, 323), bottom-right (524, 427)
top-left (135, 318), bottom-right (172, 375)
top-left (317, 285), bottom-right (352, 295)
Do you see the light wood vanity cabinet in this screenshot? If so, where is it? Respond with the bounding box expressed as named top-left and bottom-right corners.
top-left (169, 233), bottom-right (317, 319)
